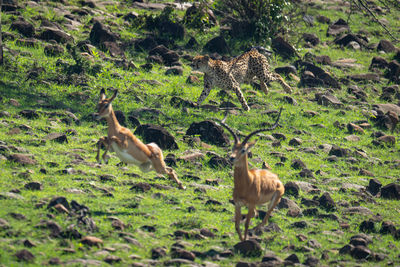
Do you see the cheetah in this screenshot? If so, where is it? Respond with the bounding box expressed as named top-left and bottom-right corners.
top-left (191, 48), bottom-right (293, 111)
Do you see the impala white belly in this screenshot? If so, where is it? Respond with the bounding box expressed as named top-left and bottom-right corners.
top-left (111, 142), bottom-right (147, 165)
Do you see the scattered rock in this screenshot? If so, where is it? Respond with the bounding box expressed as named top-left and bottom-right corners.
top-left (23, 239), bottom-right (36, 248)
top-left (377, 39), bottom-right (396, 53)
top-left (14, 249), bottom-right (35, 262)
top-left (335, 33), bottom-right (368, 48)
top-left (0, 218), bottom-right (10, 230)
top-left (350, 246), bottom-right (372, 260)
top-left (304, 255), bottom-right (320, 266)
top-left (284, 182), bottom-right (299, 197)
top-left (291, 159), bottom-right (306, 170)
top-left (40, 28), bottom-right (74, 44)
top-left (329, 145), bottom-right (350, 157)
top-left (349, 73), bottom-right (380, 83)
top-left (272, 36), bottom-right (298, 59)
top-left (387, 60), bottom-right (400, 82)
top-left (208, 155), bottom-right (231, 168)
top-left (343, 206), bottom-right (373, 216)
top-left (380, 221), bottom-right (396, 235)
top-left (24, 182), bottom-right (43, 191)
top-left (233, 240), bottom-right (262, 257)
top-left (123, 11), bottom-right (138, 21)
top-left (360, 219), bottom-right (376, 233)
top-left (102, 41), bottom-right (125, 58)
top-left (104, 255), bottom-right (122, 264)
top-left (327, 19), bottom-right (349, 36)
top-left (370, 56), bottom-right (389, 71)
top-left (285, 253), bottom-right (300, 264)
top-left (45, 133), bottom-right (68, 144)
top-left (339, 244), bottom-right (354, 255)
top-left (48, 196), bottom-right (70, 210)
top-left (135, 124), bottom-right (178, 150)
top-left (303, 33), bottom-right (320, 46)
top-left (381, 183), bottom-right (400, 200)
top-left (376, 135), bottom-right (396, 146)
top-left (19, 109), bottom-right (39, 119)
top-left (90, 21), bottom-right (118, 45)
top-left (186, 121), bottom-right (230, 147)
top-left (10, 19), bottom-right (35, 37)
top-left (350, 238), bottom-right (368, 247)
top-left (261, 252), bottom-right (283, 265)
top-left (367, 179), bottom-right (382, 196)
top-left (359, 169), bottom-right (374, 177)
top-left (44, 44), bottom-right (64, 57)
top-left (291, 221), bottom-right (308, 228)
top-left (204, 36), bottom-right (229, 54)
top-left (289, 138), bottom-right (302, 146)
top-left (130, 182), bottom-right (152, 193)
top-left (134, 36), bottom-right (157, 51)
top-left (165, 66), bottom-right (184, 75)
top-left (151, 247), bottom-right (167, 259)
top-left (347, 123), bottom-right (364, 134)
top-left (319, 192), bottom-right (336, 211)
top-left (9, 154), bottom-right (37, 165)
top-left (171, 248), bottom-right (196, 261)
top-left (315, 93), bottom-right (343, 107)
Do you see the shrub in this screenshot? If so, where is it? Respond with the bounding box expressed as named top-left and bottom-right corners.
top-left (214, 0), bottom-right (291, 41)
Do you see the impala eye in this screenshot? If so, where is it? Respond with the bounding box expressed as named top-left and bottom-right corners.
top-left (241, 148), bottom-right (246, 154)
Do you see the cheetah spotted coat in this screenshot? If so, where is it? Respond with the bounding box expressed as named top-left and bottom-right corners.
top-left (192, 49), bottom-right (293, 111)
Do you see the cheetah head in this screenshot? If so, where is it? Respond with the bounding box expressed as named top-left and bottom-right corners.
top-left (191, 55), bottom-right (210, 72)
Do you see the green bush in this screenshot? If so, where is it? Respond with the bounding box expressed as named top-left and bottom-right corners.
top-left (214, 0), bottom-right (291, 42)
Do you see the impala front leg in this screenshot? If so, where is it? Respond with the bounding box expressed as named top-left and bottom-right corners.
top-left (96, 136), bottom-right (108, 164)
top-left (110, 136), bottom-right (127, 149)
top-left (235, 203), bottom-right (244, 241)
top-left (244, 204), bottom-right (255, 241)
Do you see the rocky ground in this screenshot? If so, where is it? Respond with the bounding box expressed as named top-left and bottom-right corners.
top-left (0, 0), bottom-right (399, 266)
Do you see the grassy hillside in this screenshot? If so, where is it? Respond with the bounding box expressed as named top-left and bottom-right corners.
top-left (0, 0), bottom-right (399, 266)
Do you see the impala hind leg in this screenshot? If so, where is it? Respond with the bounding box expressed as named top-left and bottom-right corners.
top-left (139, 161), bottom-right (153, 172)
top-left (147, 143), bottom-right (185, 189)
top-left (255, 191), bottom-right (283, 229)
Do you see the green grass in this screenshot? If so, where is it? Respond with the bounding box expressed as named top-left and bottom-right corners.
top-left (0, 0), bottom-right (399, 266)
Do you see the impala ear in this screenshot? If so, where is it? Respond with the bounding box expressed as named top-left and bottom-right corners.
top-left (100, 88), bottom-right (106, 100)
top-left (109, 90), bottom-right (118, 102)
top-left (246, 140), bottom-right (257, 150)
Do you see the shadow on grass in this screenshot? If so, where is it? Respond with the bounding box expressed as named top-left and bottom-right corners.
top-left (0, 78), bottom-right (93, 117)
top-left (91, 210), bottom-right (135, 217)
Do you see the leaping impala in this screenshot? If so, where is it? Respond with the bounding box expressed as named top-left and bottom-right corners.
top-left (94, 88), bottom-right (185, 190)
top-left (217, 108), bottom-right (285, 241)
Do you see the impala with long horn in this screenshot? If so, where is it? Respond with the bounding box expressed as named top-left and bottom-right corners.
top-left (94, 88), bottom-right (185, 190)
top-left (218, 108), bottom-right (285, 241)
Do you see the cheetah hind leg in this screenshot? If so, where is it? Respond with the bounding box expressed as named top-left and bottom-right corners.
top-left (272, 73), bottom-right (292, 93)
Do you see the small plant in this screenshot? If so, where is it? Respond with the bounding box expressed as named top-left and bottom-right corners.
top-left (183, 2), bottom-right (215, 31)
top-left (171, 216), bottom-right (203, 229)
top-left (141, 7), bottom-right (185, 39)
top-left (214, 0), bottom-right (291, 42)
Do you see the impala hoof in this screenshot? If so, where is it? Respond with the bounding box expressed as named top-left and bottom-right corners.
top-left (178, 184), bottom-right (186, 190)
